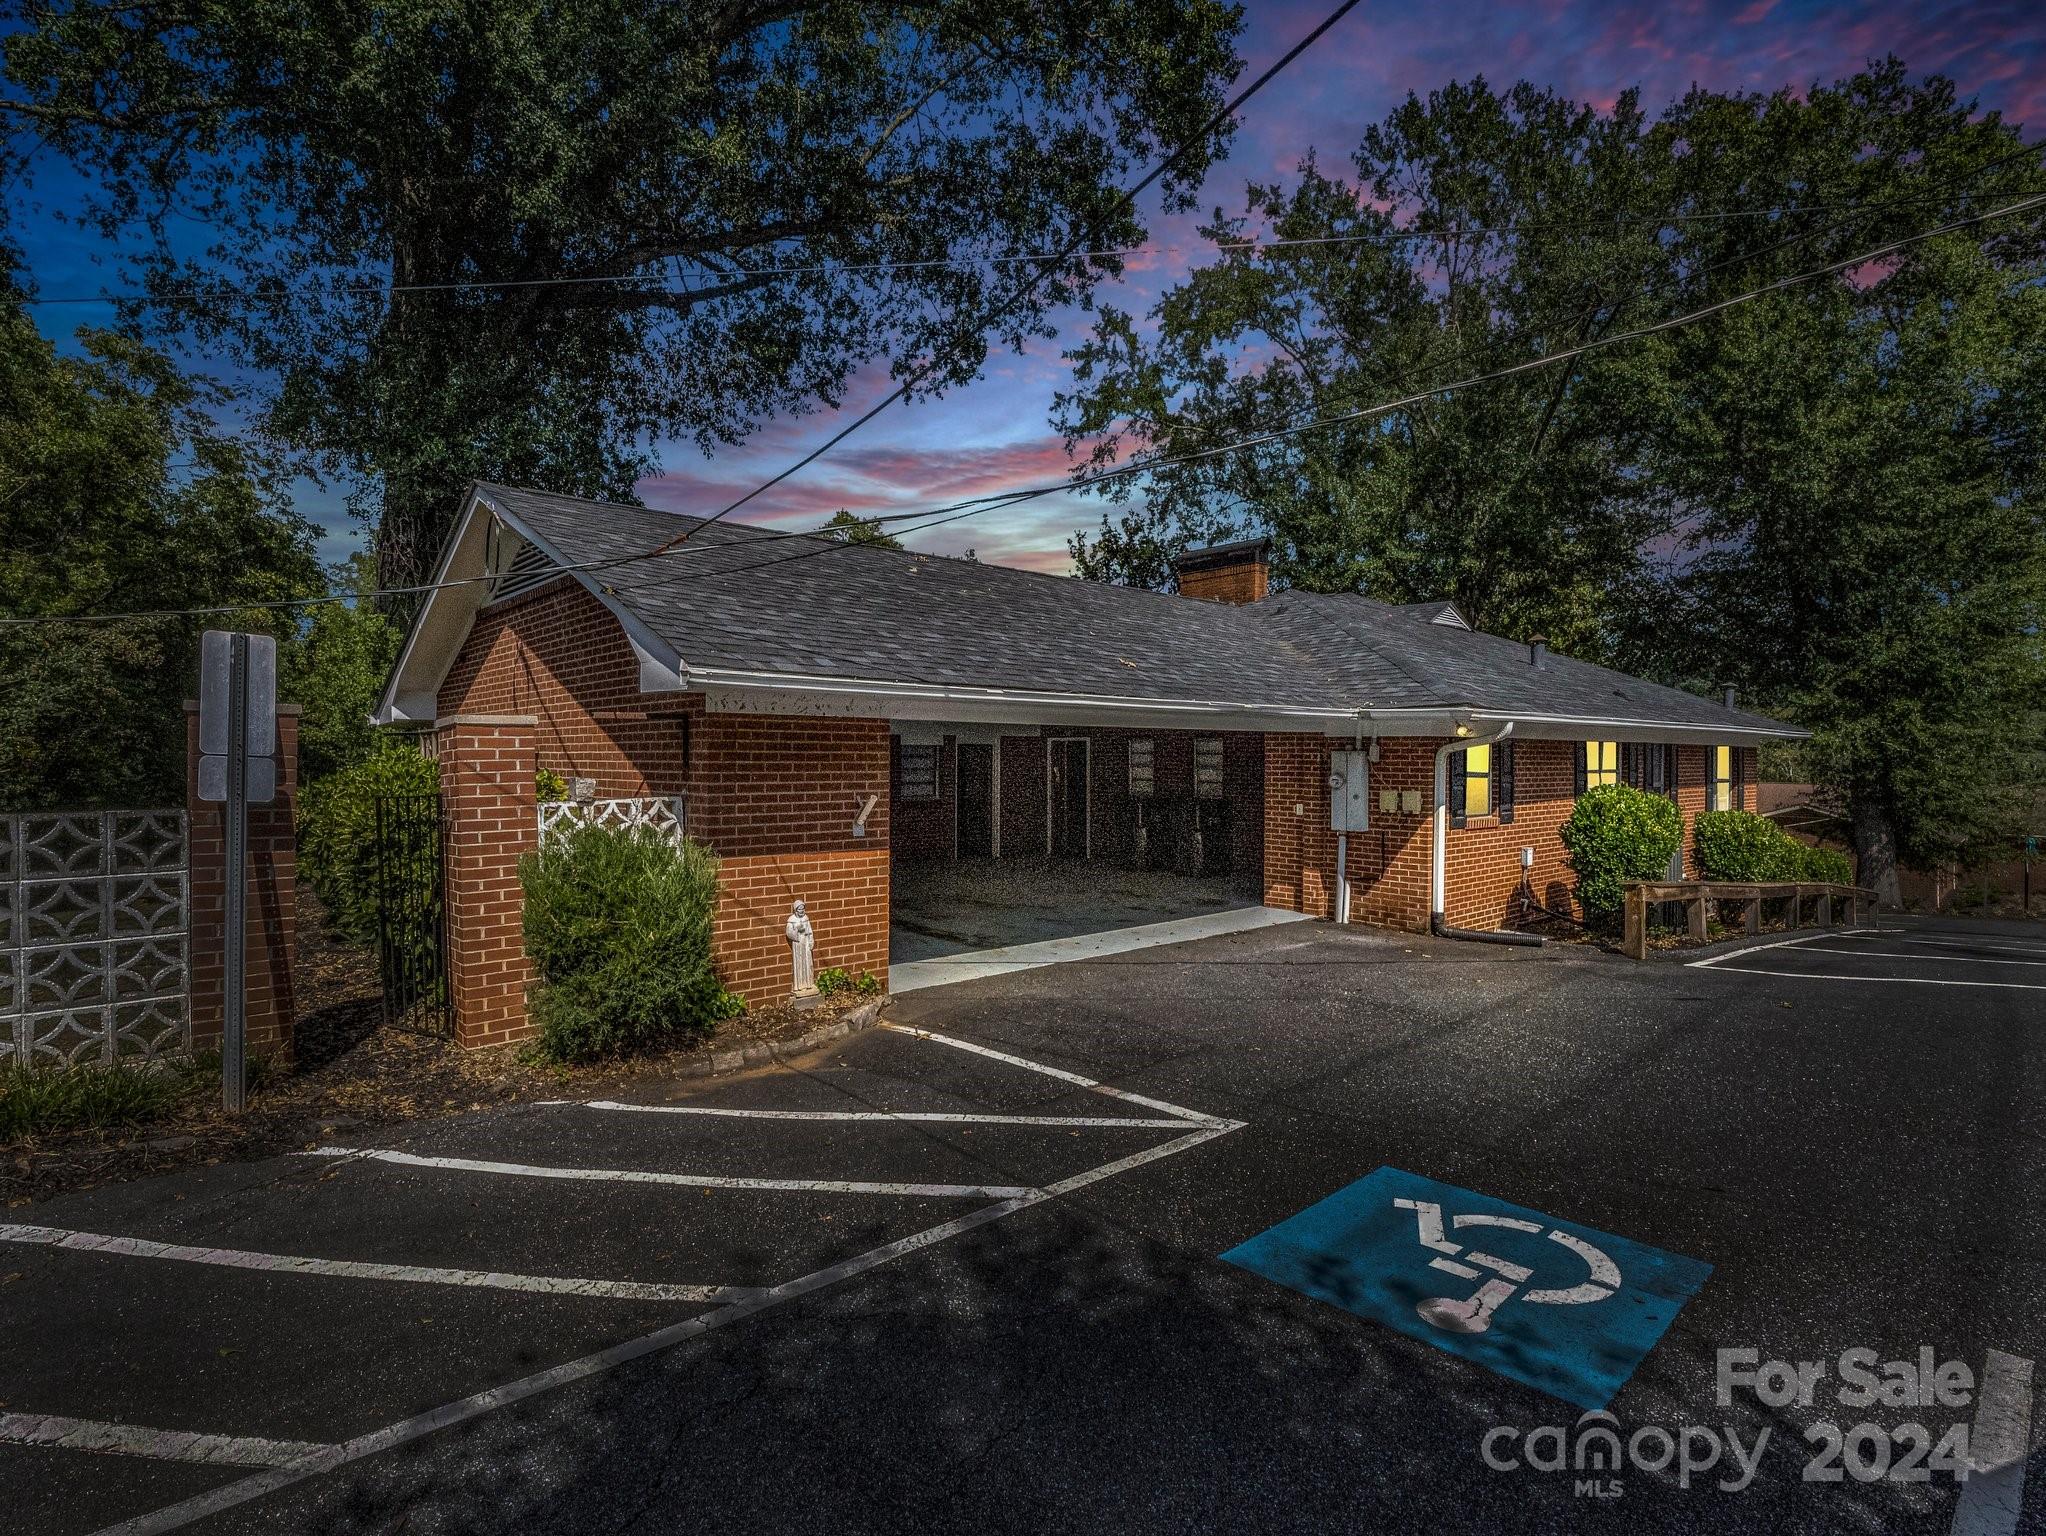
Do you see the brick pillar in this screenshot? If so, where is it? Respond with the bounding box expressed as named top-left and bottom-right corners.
top-left (435, 714), bottom-right (538, 1048)
top-left (185, 703), bottom-right (300, 1061)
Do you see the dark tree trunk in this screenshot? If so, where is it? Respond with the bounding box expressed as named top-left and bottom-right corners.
top-left (1850, 797), bottom-right (1902, 908)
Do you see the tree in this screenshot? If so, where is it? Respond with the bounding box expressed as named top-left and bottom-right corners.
top-left (1634, 68), bottom-right (2046, 899)
top-left (1055, 81), bottom-right (1680, 651)
top-left (823, 509), bottom-right (902, 549)
top-left (281, 552), bottom-right (402, 785)
top-left (0, 285), bottom-right (319, 810)
top-left (4, 1), bottom-right (1246, 594)
top-left (1057, 61), bottom-right (2045, 899)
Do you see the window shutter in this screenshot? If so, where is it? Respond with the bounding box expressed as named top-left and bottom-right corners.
top-left (1733, 746), bottom-right (1746, 811)
top-left (1450, 753), bottom-right (1468, 828)
top-left (1498, 741), bottom-right (1516, 824)
top-left (1575, 744), bottom-right (1588, 797)
top-left (1663, 744), bottom-right (1678, 800)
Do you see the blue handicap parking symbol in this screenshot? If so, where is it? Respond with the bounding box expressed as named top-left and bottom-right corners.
top-left (1222, 1167), bottom-right (1711, 1411)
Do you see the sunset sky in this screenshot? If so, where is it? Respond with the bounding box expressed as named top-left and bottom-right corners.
top-left (15, 1), bottom-right (2043, 572)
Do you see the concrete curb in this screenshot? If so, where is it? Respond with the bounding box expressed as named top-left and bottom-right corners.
top-left (690, 995), bottom-right (889, 1079)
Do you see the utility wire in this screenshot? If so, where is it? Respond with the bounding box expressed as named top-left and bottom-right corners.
top-left (19, 151), bottom-right (2043, 310)
top-left (646, 0), bottom-right (1370, 549)
top-left (14, 187), bottom-right (2038, 630)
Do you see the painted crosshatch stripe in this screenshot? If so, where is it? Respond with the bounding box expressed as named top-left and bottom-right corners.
top-left (1223, 1168), bottom-right (1711, 1411)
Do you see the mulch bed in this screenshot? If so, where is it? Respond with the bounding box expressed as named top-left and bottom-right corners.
top-left (3, 895), bottom-right (882, 1208)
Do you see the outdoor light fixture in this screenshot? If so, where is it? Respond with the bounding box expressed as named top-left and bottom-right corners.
top-left (1455, 723), bottom-right (1473, 738)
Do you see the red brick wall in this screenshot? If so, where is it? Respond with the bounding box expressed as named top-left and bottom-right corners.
top-left (1262, 735), bottom-right (1755, 934)
top-left (435, 583), bottom-right (892, 1018)
top-left (439, 578), bottom-right (693, 795)
top-left (690, 713), bottom-right (891, 1000)
top-left (890, 736), bottom-right (956, 862)
top-left (1177, 560), bottom-right (1268, 604)
top-left (185, 705), bottom-right (299, 1060)
top-left (1263, 734), bottom-right (1338, 918)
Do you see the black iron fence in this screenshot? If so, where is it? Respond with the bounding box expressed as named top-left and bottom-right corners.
top-left (372, 792), bottom-right (450, 1037)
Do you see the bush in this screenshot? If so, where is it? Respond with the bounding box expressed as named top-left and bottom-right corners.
top-left (1561, 784), bottom-right (1684, 919)
top-left (1693, 810), bottom-right (1795, 881)
top-left (1, 1061), bottom-right (187, 1141)
top-left (1694, 809), bottom-right (1855, 885)
top-left (816, 967), bottom-right (880, 998)
top-left (1796, 845), bottom-right (1855, 885)
top-left (298, 737), bottom-right (440, 943)
top-left (520, 824), bottom-right (740, 1062)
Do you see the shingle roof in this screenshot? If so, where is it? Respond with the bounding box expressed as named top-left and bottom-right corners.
top-left (479, 483), bottom-right (1797, 734)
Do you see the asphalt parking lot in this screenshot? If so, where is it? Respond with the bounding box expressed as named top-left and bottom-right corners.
top-left (3, 914), bottom-right (2040, 1535)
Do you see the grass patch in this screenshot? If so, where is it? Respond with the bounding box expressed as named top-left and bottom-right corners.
top-left (1, 1059), bottom-right (192, 1140)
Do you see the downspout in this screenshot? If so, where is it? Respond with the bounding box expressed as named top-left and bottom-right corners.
top-left (1335, 714), bottom-right (1364, 924)
top-left (1431, 721), bottom-right (1544, 948)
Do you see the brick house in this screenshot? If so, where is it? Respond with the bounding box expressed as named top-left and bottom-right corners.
top-left (376, 485), bottom-right (1801, 1033)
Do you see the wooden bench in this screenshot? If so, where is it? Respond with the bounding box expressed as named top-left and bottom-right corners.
top-left (1621, 881), bottom-right (1877, 960)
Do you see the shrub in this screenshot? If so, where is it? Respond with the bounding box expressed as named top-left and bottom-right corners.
top-left (816, 967), bottom-right (881, 998)
top-left (1, 1061), bottom-right (188, 1141)
top-left (1693, 809), bottom-right (1855, 885)
top-left (1796, 845), bottom-right (1855, 885)
top-left (535, 766), bottom-right (568, 802)
top-left (298, 738), bottom-right (439, 943)
top-left (1693, 809), bottom-right (1796, 881)
top-left (1561, 784), bottom-right (1684, 919)
top-left (520, 823), bottom-right (737, 1062)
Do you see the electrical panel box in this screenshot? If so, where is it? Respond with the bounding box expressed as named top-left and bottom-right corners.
top-left (1330, 750), bottom-right (1370, 832)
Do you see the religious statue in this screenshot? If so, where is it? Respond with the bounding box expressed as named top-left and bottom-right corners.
top-left (785, 899), bottom-right (816, 997)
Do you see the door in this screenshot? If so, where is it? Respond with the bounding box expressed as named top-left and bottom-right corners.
top-left (1048, 738), bottom-right (1089, 859)
top-left (957, 743), bottom-right (994, 859)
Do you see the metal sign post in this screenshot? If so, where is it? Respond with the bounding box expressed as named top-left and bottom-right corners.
top-left (198, 631), bottom-right (278, 1112)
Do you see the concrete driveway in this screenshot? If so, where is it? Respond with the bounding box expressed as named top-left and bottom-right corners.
top-left (3, 914), bottom-right (2039, 1535)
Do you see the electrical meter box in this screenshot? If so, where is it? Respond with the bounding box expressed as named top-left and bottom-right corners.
top-left (1329, 750), bottom-right (1370, 832)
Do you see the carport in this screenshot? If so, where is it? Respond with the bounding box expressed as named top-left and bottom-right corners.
top-left (889, 723), bottom-right (1298, 990)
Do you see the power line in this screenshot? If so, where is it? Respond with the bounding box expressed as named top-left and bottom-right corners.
top-left (648, 0), bottom-right (1371, 550)
top-left (19, 184), bottom-right (2042, 310)
top-left (16, 186), bottom-right (2035, 630)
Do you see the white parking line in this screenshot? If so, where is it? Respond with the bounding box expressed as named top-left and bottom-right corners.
top-left (1951, 1349), bottom-right (2035, 1536)
top-left (1779, 945), bottom-right (2046, 968)
top-left (567, 1100), bottom-right (1196, 1129)
top-left (1876, 934), bottom-right (2046, 958)
top-left (1698, 966), bottom-right (2046, 991)
top-left (1688, 931), bottom-right (1873, 968)
top-left (96, 1034), bottom-right (1247, 1536)
top-left (879, 1021), bottom-right (1224, 1125)
top-left (0, 1223), bottom-right (743, 1303)
top-left (0, 1412), bottom-right (334, 1468)
top-left (298, 1146), bottom-right (1038, 1199)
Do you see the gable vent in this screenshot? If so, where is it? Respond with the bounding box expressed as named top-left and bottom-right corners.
top-left (490, 536), bottom-right (560, 603)
top-left (1427, 603), bottom-right (1470, 630)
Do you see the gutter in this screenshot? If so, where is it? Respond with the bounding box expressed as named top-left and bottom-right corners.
top-left (1430, 722), bottom-right (1544, 949)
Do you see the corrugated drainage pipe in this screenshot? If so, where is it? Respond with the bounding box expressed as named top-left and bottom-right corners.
top-left (1431, 722), bottom-right (1545, 948)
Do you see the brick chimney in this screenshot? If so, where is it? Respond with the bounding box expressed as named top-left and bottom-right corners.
top-left (1173, 536), bottom-right (1271, 605)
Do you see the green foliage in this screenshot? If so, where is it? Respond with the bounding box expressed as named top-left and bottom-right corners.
top-left (823, 511), bottom-right (903, 550)
top-left (1, 1061), bottom-right (187, 1140)
top-left (5, 3), bottom-right (1246, 590)
top-left (1560, 785), bottom-right (1684, 918)
top-left (816, 967), bottom-right (881, 998)
top-left (535, 767), bottom-right (568, 802)
top-left (1057, 63), bottom-right (2045, 888)
top-left (1795, 845), bottom-right (1855, 886)
top-left (519, 824), bottom-right (731, 1062)
top-left (0, 297), bottom-right (319, 810)
top-left (298, 740), bottom-right (439, 943)
top-left (1694, 809), bottom-right (1857, 886)
top-left (1693, 810), bottom-right (1798, 881)
top-left (281, 553), bottom-right (402, 786)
